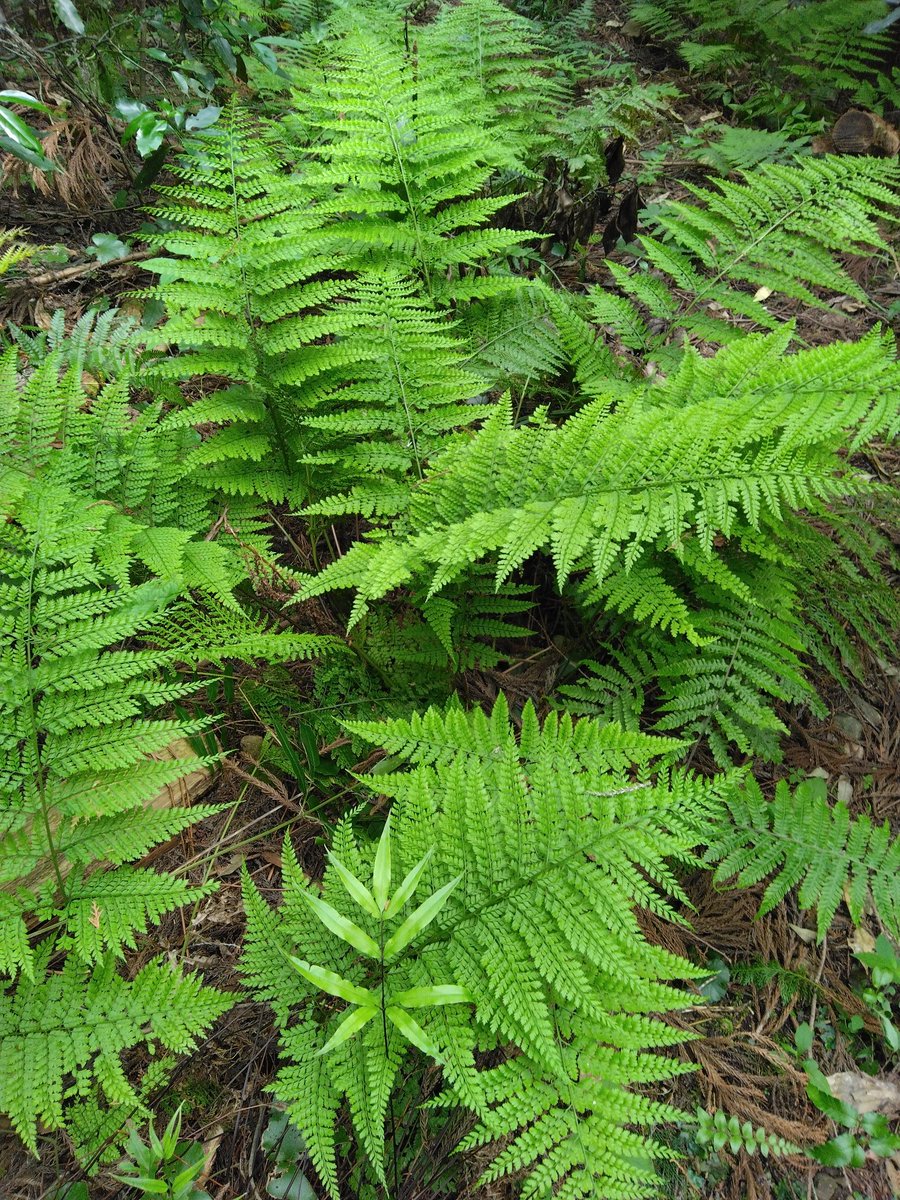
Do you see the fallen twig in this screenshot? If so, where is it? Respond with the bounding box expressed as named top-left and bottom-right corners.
top-left (13, 249), bottom-right (152, 289)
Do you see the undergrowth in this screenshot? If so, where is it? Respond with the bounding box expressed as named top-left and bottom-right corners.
top-left (1, 0), bottom-right (899, 1196)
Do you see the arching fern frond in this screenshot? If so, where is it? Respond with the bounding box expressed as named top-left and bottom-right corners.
top-left (299, 332), bottom-right (899, 637)
top-left (0, 477), bottom-right (330, 982)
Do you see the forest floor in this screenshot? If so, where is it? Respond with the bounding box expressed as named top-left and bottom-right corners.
top-left (2, 3), bottom-right (900, 1200)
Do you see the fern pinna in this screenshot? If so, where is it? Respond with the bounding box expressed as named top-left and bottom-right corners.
top-left (300, 328), bottom-right (900, 760)
top-left (242, 697), bottom-right (738, 1198)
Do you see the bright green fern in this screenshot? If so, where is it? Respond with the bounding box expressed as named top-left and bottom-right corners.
top-left (708, 775), bottom-right (900, 941)
top-left (242, 696), bottom-right (737, 1198)
top-left (591, 156), bottom-right (900, 358)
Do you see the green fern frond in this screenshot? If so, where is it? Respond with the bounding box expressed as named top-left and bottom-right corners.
top-left (299, 273), bottom-right (488, 519)
top-left (0, 228), bottom-right (36, 278)
top-left (5, 307), bottom-right (149, 382)
top-left (0, 476), bottom-right (330, 986)
top-left (0, 949), bottom-right (234, 1153)
top-left (592, 156), bottom-right (899, 353)
top-left (300, 333), bottom-right (896, 636)
top-left (708, 775), bottom-right (900, 941)
top-left (420, 0), bottom-right (566, 173)
top-left (290, 29), bottom-right (533, 303)
top-left (244, 698), bottom-right (729, 1197)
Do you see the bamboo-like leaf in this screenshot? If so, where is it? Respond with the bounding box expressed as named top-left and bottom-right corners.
top-left (390, 984), bottom-right (473, 1008)
top-left (288, 956), bottom-right (377, 1006)
top-left (386, 1006), bottom-right (440, 1058)
top-left (327, 852), bottom-right (381, 918)
top-left (317, 1005), bottom-right (379, 1056)
top-left (52, 0), bottom-right (85, 34)
top-left (385, 846), bottom-right (434, 916)
top-left (373, 814), bottom-right (392, 911)
top-left (0, 91), bottom-right (52, 112)
top-left (301, 891), bottom-right (380, 958)
top-left (383, 875), bottom-right (461, 959)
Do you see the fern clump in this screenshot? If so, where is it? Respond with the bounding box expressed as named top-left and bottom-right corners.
top-left (243, 696), bottom-right (736, 1197)
top-left (300, 328), bottom-right (899, 758)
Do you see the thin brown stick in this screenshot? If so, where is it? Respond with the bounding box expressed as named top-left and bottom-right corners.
top-left (13, 250), bottom-right (151, 289)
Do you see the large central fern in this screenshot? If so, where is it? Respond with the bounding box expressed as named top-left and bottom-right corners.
top-left (243, 697), bottom-right (734, 1197)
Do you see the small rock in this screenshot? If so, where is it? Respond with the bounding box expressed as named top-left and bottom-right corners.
top-left (826, 1072), bottom-right (900, 1117)
top-left (813, 1173), bottom-right (841, 1200)
top-left (834, 713), bottom-right (863, 742)
top-left (852, 697), bottom-right (882, 729)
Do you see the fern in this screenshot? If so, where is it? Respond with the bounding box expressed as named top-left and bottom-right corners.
top-left (780, 503), bottom-right (900, 688)
top-left (289, 28), bottom-right (532, 305)
top-left (708, 775), bottom-right (900, 941)
top-left (298, 273), bottom-right (490, 519)
top-left (140, 102), bottom-right (359, 506)
top-left (650, 568), bottom-right (824, 764)
top-left (0, 345), bottom-right (293, 609)
top-left (0, 481), bottom-right (223, 979)
top-left (5, 307), bottom-right (149, 382)
top-left (243, 696), bottom-right (736, 1198)
top-left (694, 1107), bottom-right (801, 1157)
top-left (557, 563), bottom-right (825, 765)
top-left (300, 330), bottom-right (898, 624)
top-left (420, 0), bottom-right (566, 174)
top-left (628, 0), bottom-right (888, 112)
top-left (300, 329), bottom-right (900, 758)
top-left (0, 228), bottom-right (38, 279)
top-left (0, 948), bottom-right (233, 1154)
top-left (591, 156), bottom-right (900, 356)
top-left (144, 67), bottom-right (534, 511)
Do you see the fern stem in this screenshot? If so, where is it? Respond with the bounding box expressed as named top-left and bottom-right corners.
top-left (379, 914), bottom-right (401, 1199)
top-left (21, 531), bottom-right (67, 899)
